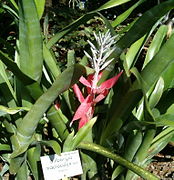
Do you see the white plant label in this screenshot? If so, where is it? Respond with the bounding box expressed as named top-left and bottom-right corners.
top-left (40, 150), bottom-right (83, 180)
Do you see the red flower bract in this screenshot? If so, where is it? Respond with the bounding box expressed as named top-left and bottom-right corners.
top-left (71, 71), bottom-right (123, 129)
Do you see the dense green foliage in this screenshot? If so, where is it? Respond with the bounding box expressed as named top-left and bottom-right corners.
top-left (0, 0), bottom-right (174, 179)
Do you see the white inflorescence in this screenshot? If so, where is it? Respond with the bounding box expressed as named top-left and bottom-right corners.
top-left (84, 30), bottom-right (116, 73)
top-left (84, 30), bottom-right (117, 89)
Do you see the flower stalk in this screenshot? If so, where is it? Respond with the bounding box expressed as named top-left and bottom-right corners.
top-left (78, 142), bottom-right (159, 180)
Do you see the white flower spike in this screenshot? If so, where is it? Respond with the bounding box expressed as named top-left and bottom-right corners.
top-left (84, 30), bottom-right (117, 74)
top-left (84, 30), bottom-right (117, 89)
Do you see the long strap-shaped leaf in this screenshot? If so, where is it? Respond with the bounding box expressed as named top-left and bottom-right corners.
top-left (96, 0), bottom-right (131, 11)
top-left (101, 32), bottom-right (174, 145)
top-left (99, 0), bottom-right (174, 82)
top-left (7, 0), bottom-right (18, 10)
top-left (0, 50), bottom-right (69, 140)
top-left (34, 0), bottom-right (45, 19)
top-left (116, 0), bottom-right (174, 52)
top-left (111, 0), bottom-right (146, 27)
top-left (0, 61), bottom-right (17, 102)
top-left (11, 64), bottom-right (86, 158)
top-left (18, 0), bottom-right (43, 82)
top-left (0, 50), bottom-right (34, 85)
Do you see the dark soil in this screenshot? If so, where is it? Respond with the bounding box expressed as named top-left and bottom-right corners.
top-left (138, 144), bottom-right (174, 180)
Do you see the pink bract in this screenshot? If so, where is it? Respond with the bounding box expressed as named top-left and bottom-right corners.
top-left (72, 71), bottom-right (123, 129)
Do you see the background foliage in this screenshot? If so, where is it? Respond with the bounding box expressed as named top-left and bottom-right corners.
top-left (0, 0), bottom-right (174, 179)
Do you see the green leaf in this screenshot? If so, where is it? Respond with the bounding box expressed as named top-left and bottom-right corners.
top-left (19, 0), bottom-right (43, 82)
top-left (143, 25), bottom-right (168, 69)
top-left (100, 0), bottom-right (174, 83)
top-left (125, 129), bottom-right (156, 180)
top-left (0, 60), bottom-right (16, 101)
top-left (63, 131), bottom-right (74, 152)
top-left (116, 0), bottom-right (174, 52)
top-left (99, 0), bottom-right (174, 84)
top-left (0, 50), bottom-right (35, 85)
top-left (0, 105), bottom-right (29, 116)
top-left (71, 117), bottom-right (96, 149)
top-left (63, 117), bottom-right (97, 152)
top-left (2, 3), bottom-right (18, 19)
top-left (111, 0), bottom-right (146, 27)
top-left (7, 0), bottom-right (18, 10)
top-left (166, 103), bottom-right (174, 115)
top-left (125, 69), bottom-right (156, 172)
top-left (152, 127), bottom-right (174, 145)
top-left (140, 33), bottom-right (174, 92)
top-left (47, 106), bottom-right (69, 141)
top-left (97, 0), bottom-right (131, 11)
top-left (11, 64), bottom-right (86, 158)
top-left (43, 43), bottom-right (61, 78)
top-left (67, 50), bottom-right (75, 67)
top-left (149, 77), bottom-right (164, 109)
top-left (123, 35), bottom-right (147, 76)
top-left (34, 0), bottom-right (45, 19)
top-left (154, 114), bottom-right (174, 128)
top-left (80, 151), bottom-right (98, 180)
top-left (101, 32), bottom-right (174, 146)
top-left (16, 160), bottom-right (28, 180)
top-left (162, 61), bottom-right (174, 90)
top-left (124, 131), bottom-right (143, 161)
top-left (112, 131), bottom-right (143, 179)
top-left (10, 156), bottom-right (25, 174)
top-left (97, 12), bottom-right (116, 36)
top-left (148, 127), bottom-right (174, 160)
top-left (118, 17), bottom-right (138, 35)
top-left (40, 140), bottom-right (61, 154)
top-left (0, 144), bottom-right (11, 151)
top-left (27, 145), bottom-right (41, 180)
top-left (124, 68), bottom-right (156, 179)
top-left (0, 76), bottom-right (17, 109)
top-left (0, 163), bottom-right (9, 177)
top-left (3, 120), bottom-right (16, 134)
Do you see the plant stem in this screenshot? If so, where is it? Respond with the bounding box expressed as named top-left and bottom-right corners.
top-left (78, 142), bottom-right (159, 180)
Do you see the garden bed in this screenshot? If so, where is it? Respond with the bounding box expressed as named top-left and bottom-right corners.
top-left (138, 144), bottom-right (174, 180)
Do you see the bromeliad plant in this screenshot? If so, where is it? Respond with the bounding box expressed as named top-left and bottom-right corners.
top-left (0, 0), bottom-right (174, 180)
top-left (71, 31), bottom-right (122, 129)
